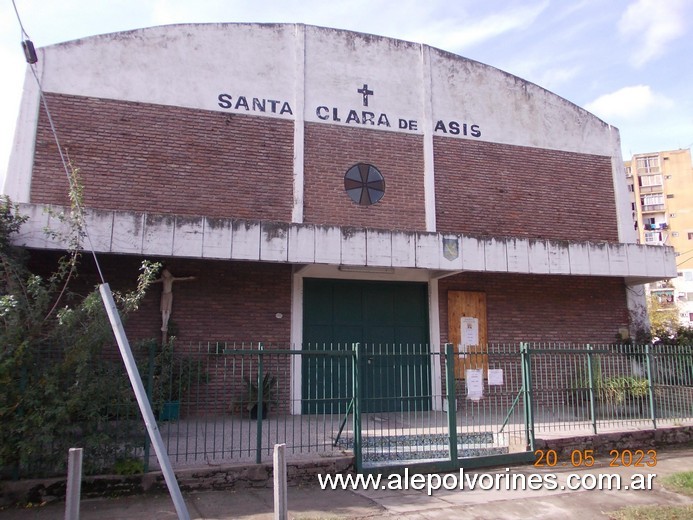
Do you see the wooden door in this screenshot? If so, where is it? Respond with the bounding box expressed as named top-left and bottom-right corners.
top-left (447, 291), bottom-right (487, 379)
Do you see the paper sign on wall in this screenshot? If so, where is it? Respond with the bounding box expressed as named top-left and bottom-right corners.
top-left (488, 369), bottom-right (504, 386)
top-left (466, 369), bottom-right (484, 400)
top-left (460, 317), bottom-right (479, 348)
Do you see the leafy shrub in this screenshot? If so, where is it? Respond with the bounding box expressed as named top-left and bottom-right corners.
top-left (0, 196), bottom-right (160, 477)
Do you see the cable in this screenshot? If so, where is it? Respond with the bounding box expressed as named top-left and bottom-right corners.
top-left (674, 247), bottom-right (693, 266)
top-left (10, 0), bottom-right (30, 39)
top-left (11, 1), bottom-right (106, 285)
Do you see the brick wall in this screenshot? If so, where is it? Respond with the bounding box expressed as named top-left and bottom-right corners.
top-left (31, 93), bottom-right (294, 221)
top-left (433, 138), bottom-right (619, 241)
top-left (27, 253), bottom-right (293, 346)
top-left (303, 123), bottom-right (426, 230)
top-left (438, 273), bottom-right (629, 344)
top-left (31, 94), bottom-right (621, 245)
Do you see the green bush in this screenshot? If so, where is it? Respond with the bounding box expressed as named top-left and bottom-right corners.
top-left (0, 196), bottom-right (160, 477)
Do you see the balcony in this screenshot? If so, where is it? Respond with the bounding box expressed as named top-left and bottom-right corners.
top-left (639, 184), bottom-right (663, 195)
top-left (642, 204), bottom-right (665, 213)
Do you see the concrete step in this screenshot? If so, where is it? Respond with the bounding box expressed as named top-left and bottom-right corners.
top-left (336, 431), bottom-right (511, 465)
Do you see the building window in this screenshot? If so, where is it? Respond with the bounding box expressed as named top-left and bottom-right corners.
top-left (640, 174), bottom-right (662, 187)
top-left (670, 213), bottom-right (677, 218)
top-left (685, 272), bottom-right (693, 281)
top-left (628, 185), bottom-right (634, 192)
top-left (636, 155), bottom-right (660, 174)
top-left (672, 232), bottom-right (679, 237)
top-left (344, 163), bottom-right (386, 206)
top-left (641, 194), bottom-right (664, 211)
top-left (667, 194), bottom-right (675, 199)
top-left (644, 231), bottom-right (662, 243)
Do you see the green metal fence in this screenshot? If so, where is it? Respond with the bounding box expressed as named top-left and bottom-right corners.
top-left (3, 341), bottom-right (692, 479)
top-left (526, 342), bottom-right (693, 434)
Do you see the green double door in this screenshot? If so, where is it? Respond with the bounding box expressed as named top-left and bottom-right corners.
top-left (302, 279), bottom-right (431, 414)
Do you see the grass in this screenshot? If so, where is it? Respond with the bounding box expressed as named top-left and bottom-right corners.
top-left (662, 471), bottom-right (693, 497)
top-left (609, 471), bottom-right (693, 520)
top-left (609, 505), bottom-right (693, 520)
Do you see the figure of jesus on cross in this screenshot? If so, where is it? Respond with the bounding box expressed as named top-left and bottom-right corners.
top-left (153, 267), bottom-right (195, 344)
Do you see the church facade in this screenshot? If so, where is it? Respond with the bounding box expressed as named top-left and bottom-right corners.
top-left (5, 24), bottom-right (676, 411)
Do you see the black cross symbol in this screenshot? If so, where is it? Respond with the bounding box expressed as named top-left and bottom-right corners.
top-left (357, 84), bottom-right (374, 107)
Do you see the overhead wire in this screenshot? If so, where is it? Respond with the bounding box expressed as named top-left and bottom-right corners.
top-left (11, 0), bottom-right (30, 39)
top-left (10, 0), bottom-right (106, 285)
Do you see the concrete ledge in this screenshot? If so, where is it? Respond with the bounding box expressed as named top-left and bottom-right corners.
top-left (11, 203), bottom-right (677, 281)
top-left (535, 425), bottom-right (693, 457)
top-left (0, 456), bottom-right (354, 507)
top-left (3, 427), bottom-right (693, 507)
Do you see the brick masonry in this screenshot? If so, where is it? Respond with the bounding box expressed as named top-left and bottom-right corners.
top-left (29, 254), bottom-right (292, 346)
top-left (303, 122), bottom-right (427, 231)
top-left (31, 94), bottom-right (295, 221)
top-left (29, 94), bottom-right (619, 246)
top-left (438, 272), bottom-right (630, 344)
top-left (433, 138), bottom-right (619, 242)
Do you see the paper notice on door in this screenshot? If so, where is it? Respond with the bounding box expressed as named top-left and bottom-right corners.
top-left (488, 369), bottom-right (504, 386)
top-left (460, 317), bottom-right (479, 348)
top-left (466, 369), bottom-right (484, 400)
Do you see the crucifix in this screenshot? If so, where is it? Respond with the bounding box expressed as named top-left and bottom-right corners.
top-left (152, 267), bottom-right (196, 344)
top-left (357, 84), bottom-right (374, 107)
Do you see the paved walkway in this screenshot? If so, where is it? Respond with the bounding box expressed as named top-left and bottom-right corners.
top-left (1, 447), bottom-right (692, 519)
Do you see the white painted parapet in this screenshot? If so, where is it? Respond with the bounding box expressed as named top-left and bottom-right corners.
top-left (13, 203), bottom-right (676, 283)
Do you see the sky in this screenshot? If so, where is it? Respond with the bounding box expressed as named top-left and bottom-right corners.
top-left (1, 0), bottom-right (692, 188)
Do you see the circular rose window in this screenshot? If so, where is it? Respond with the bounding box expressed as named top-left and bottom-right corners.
top-left (344, 163), bottom-right (385, 206)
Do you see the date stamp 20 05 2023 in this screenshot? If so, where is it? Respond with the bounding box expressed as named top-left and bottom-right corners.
top-left (534, 449), bottom-right (657, 468)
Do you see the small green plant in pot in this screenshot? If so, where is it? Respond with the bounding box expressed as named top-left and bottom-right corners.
top-left (243, 372), bottom-right (278, 419)
top-left (147, 338), bottom-right (202, 421)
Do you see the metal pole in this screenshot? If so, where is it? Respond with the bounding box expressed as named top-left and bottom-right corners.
top-left (352, 343), bottom-right (362, 472)
top-left (444, 344), bottom-right (458, 462)
top-left (645, 344), bottom-right (657, 429)
top-left (520, 343), bottom-right (536, 452)
top-left (273, 444), bottom-right (287, 520)
top-left (65, 448), bottom-right (82, 520)
top-left (143, 341), bottom-right (156, 473)
top-left (256, 343), bottom-right (264, 465)
top-left (99, 284), bottom-right (190, 520)
top-left (586, 345), bottom-right (598, 435)
top-left (520, 343), bottom-right (529, 449)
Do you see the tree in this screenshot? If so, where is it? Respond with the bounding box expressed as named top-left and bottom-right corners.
top-left (646, 292), bottom-right (680, 340)
top-left (0, 195), bottom-right (159, 477)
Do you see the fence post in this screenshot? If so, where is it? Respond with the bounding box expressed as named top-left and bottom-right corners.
top-left (256, 343), bottom-right (264, 465)
top-left (65, 447), bottom-right (82, 520)
top-left (352, 343), bottom-right (362, 472)
top-left (645, 344), bottom-right (657, 429)
top-left (586, 344), bottom-right (598, 435)
top-left (520, 343), bottom-right (535, 451)
top-left (143, 340), bottom-right (156, 473)
top-left (273, 443), bottom-right (287, 520)
top-left (444, 344), bottom-right (458, 462)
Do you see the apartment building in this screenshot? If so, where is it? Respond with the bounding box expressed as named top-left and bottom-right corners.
top-left (626, 148), bottom-right (693, 327)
